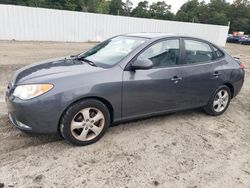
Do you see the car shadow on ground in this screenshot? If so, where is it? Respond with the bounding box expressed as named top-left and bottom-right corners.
top-left (111, 108), bottom-right (205, 128)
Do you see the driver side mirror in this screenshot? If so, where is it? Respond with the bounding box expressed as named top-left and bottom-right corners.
top-left (130, 59), bottom-right (153, 70)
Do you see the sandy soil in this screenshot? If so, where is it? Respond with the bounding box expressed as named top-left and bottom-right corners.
top-left (0, 41), bottom-right (249, 188)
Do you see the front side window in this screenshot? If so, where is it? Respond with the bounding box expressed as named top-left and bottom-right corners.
top-left (79, 36), bottom-right (146, 68)
top-left (184, 40), bottom-right (213, 64)
top-left (137, 39), bottom-right (180, 67)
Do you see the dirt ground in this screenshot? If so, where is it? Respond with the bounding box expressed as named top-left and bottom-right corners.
top-left (0, 41), bottom-right (249, 188)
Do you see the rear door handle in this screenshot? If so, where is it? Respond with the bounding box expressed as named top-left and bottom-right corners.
top-left (213, 71), bottom-right (221, 77)
top-left (171, 76), bottom-right (182, 83)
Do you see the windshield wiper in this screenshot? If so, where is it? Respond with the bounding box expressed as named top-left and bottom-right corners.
top-left (76, 56), bottom-right (97, 67)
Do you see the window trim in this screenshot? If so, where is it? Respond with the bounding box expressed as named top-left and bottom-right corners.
top-left (181, 37), bottom-right (216, 65)
top-left (124, 37), bottom-right (182, 70)
top-left (211, 45), bottom-right (225, 60)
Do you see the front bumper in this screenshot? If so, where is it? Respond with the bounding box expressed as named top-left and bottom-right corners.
top-left (6, 93), bottom-right (61, 134)
top-left (8, 112), bottom-right (32, 131)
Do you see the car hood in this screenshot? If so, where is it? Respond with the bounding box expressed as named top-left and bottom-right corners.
top-left (11, 56), bottom-right (104, 85)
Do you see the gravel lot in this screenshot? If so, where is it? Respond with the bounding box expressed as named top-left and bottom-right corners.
top-left (0, 41), bottom-right (249, 188)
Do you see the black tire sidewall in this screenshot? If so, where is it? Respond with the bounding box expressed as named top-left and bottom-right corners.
top-left (206, 85), bottom-right (231, 116)
top-left (60, 99), bottom-right (110, 146)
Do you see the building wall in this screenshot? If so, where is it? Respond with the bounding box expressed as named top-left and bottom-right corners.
top-left (0, 5), bottom-right (229, 46)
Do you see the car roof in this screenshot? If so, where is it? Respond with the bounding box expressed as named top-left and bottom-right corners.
top-left (123, 32), bottom-right (216, 46)
top-left (124, 32), bottom-right (177, 39)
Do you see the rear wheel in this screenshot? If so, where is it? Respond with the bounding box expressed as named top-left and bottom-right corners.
top-left (60, 99), bottom-right (110, 146)
top-left (204, 85), bottom-right (231, 116)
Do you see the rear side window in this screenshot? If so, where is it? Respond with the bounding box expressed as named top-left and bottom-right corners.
top-left (212, 46), bottom-right (224, 59)
top-left (184, 40), bottom-right (213, 64)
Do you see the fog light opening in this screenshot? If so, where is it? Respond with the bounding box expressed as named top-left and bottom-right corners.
top-left (16, 120), bottom-right (31, 130)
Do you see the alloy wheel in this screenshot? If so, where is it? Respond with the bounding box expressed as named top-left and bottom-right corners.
top-left (213, 89), bottom-right (229, 113)
top-left (70, 107), bottom-right (105, 141)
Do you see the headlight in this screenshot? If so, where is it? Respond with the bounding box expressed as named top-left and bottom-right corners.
top-left (13, 84), bottom-right (53, 100)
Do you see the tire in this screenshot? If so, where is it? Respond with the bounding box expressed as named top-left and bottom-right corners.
top-left (204, 85), bottom-right (231, 116)
top-left (60, 99), bottom-right (110, 146)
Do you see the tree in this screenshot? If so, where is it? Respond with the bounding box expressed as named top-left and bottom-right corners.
top-left (175, 0), bottom-right (231, 25)
top-left (228, 0), bottom-right (250, 33)
top-left (88, 0), bottom-right (109, 13)
top-left (208, 12), bottom-right (228, 25)
top-left (124, 0), bottom-right (133, 16)
top-left (131, 1), bottom-right (150, 18)
top-left (149, 1), bottom-right (174, 20)
top-left (109, 0), bottom-right (125, 15)
top-left (206, 0), bottom-right (230, 25)
top-left (233, 0), bottom-right (249, 7)
top-left (64, 0), bottom-right (81, 11)
top-left (209, 0), bottom-right (230, 12)
top-left (176, 0), bottom-right (200, 22)
top-left (197, 1), bottom-right (210, 23)
top-left (96, 0), bottom-right (110, 14)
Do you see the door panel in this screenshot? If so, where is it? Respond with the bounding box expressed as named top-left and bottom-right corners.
top-left (122, 68), bottom-right (182, 119)
top-left (122, 39), bottom-right (183, 119)
top-left (176, 38), bottom-right (223, 108)
top-left (177, 62), bottom-right (221, 108)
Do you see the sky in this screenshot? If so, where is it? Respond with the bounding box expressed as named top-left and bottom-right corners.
top-left (129, 0), bottom-right (235, 13)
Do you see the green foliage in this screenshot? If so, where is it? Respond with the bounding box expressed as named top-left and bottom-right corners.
top-left (176, 0), bottom-right (250, 33)
top-left (176, 0), bottom-right (200, 22)
top-left (1, 0), bottom-right (250, 34)
top-left (229, 0), bottom-right (250, 33)
top-left (78, 0), bottom-right (109, 13)
top-left (131, 1), bottom-right (150, 18)
top-left (109, 0), bottom-right (125, 15)
top-left (96, 0), bottom-right (110, 14)
top-left (149, 1), bottom-right (174, 20)
top-left (131, 1), bottom-right (174, 20)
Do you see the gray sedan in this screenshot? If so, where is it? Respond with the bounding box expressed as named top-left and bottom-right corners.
top-left (6, 33), bottom-right (245, 146)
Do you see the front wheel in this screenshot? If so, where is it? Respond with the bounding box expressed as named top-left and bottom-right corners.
top-left (60, 99), bottom-right (110, 146)
top-left (204, 86), bottom-right (231, 116)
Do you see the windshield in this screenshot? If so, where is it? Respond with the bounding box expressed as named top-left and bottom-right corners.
top-left (79, 36), bottom-right (147, 68)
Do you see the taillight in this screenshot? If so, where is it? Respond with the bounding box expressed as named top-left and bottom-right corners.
top-left (239, 62), bottom-right (245, 69)
top-left (234, 57), bottom-right (245, 70)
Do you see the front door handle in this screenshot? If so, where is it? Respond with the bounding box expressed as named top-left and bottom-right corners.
top-left (171, 76), bottom-right (182, 83)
